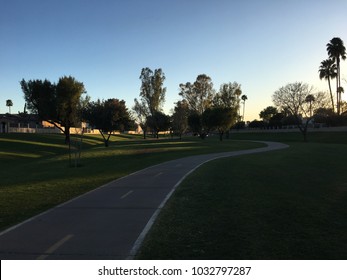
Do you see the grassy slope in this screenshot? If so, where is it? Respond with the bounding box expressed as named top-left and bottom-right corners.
top-left (137, 131), bottom-right (347, 259)
top-left (0, 133), bottom-right (262, 231)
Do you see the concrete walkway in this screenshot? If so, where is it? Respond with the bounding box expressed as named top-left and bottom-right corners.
top-left (0, 141), bottom-right (288, 260)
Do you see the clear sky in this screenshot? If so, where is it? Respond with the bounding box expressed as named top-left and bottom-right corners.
top-left (1, 0), bottom-right (346, 121)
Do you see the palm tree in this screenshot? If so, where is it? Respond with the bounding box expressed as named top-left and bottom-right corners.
top-left (6, 99), bottom-right (13, 114)
top-left (305, 94), bottom-right (315, 118)
top-left (241, 94), bottom-right (248, 121)
top-left (319, 58), bottom-right (337, 112)
top-left (327, 37), bottom-right (346, 114)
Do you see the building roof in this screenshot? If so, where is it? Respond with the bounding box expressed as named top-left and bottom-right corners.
top-left (0, 114), bottom-right (40, 123)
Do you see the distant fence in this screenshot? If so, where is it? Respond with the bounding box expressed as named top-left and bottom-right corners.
top-left (7, 127), bottom-right (101, 134)
top-left (8, 127), bottom-right (60, 134)
top-left (231, 126), bottom-right (347, 133)
top-left (6, 127), bottom-right (139, 135)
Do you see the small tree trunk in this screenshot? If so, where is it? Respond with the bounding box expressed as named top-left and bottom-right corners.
top-left (337, 59), bottom-right (340, 115)
top-left (298, 120), bottom-right (309, 142)
top-left (219, 131), bottom-right (224, 141)
top-left (104, 133), bottom-right (112, 147)
top-left (99, 130), bottom-right (111, 147)
top-left (328, 78), bottom-right (335, 112)
top-left (64, 127), bottom-right (70, 144)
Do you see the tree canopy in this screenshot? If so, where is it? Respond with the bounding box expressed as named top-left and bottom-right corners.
top-left (203, 107), bottom-right (237, 141)
top-left (179, 74), bottom-right (214, 115)
top-left (178, 76), bottom-right (242, 139)
top-left (259, 106), bottom-right (278, 122)
top-left (272, 82), bottom-right (328, 141)
top-left (326, 37), bottom-right (346, 115)
top-left (84, 98), bottom-right (133, 147)
top-left (20, 76), bottom-right (86, 143)
top-left (138, 67), bottom-right (166, 115)
top-left (134, 67), bottom-right (167, 138)
top-left (6, 99), bottom-right (13, 114)
top-left (172, 100), bottom-right (189, 139)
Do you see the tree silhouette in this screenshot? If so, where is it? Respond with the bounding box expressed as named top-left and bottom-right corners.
top-left (326, 37), bottom-right (346, 114)
top-left (241, 94), bottom-right (248, 121)
top-left (272, 82), bottom-right (328, 141)
top-left (319, 58), bottom-right (337, 112)
top-left (84, 99), bottom-right (133, 147)
top-left (135, 67), bottom-right (166, 138)
top-left (6, 99), bottom-right (13, 114)
top-left (21, 76), bottom-right (86, 144)
top-left (305, 94), bottom-right (315, 118)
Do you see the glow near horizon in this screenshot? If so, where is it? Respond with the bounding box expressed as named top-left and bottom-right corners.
top-left (0, 0), bottom-right (346, 121)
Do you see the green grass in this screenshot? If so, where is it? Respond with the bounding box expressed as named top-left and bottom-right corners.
top-left (136, 131), bottom-right (347, 259)
top-left (0, 133), bottom-right (262, 231)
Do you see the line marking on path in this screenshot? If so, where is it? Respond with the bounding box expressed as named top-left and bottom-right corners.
top-left (154, 172), bottom-right (163, 178)
top-left (121, 190), bottom-right (133, 199)
top-left (37, 234), bottom-right (74, 260)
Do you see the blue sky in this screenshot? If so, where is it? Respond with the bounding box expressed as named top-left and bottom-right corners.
top-left (1, 0), bottom-right (346, 121)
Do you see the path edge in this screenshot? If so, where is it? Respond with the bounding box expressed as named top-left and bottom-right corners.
top-left (127, 141), bottom-right (289, 259)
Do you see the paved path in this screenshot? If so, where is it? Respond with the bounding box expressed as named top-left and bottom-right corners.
top-left (0, 141), bottom-right (288, 260)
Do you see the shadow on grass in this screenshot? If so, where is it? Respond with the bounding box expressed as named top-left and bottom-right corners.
top-left (0, 134), bottom-right (263, 231)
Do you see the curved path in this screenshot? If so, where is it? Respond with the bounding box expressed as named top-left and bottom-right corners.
top-left (0, 141), bottom-right (288, 260)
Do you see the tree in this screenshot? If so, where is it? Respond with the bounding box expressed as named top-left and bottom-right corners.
top-left (313, 107), bottom-right (335, 125)
top-left (132, 98), bottom-right (149, 139)
top-left (147, 111), bottom-right (170, 139)
top-left (6, 99), bottom-right (13, 114)
top-left (241, 94), bottom-right (248, 121)
top-left (139, 67), bottom-right (166, 115)
top-left (269, 112), bottom-right (284, 128)
top-left (172, 100), bottom-right (189, 139)
top-left (272, 82), bottom-right (328, 141)
top-left (327, 37), bottom-right (346, 114)
top-left (84, 99), bottom-right (133, 147)
top-left (213, 83), bottom-right (242, 138)
top-left (259, 106), bottom-right (278, 122)
top-left (305, 94), bottom-right (315, 117)
top-left (56, 76), bottom-right (86, 144)
top-left (135, 67), bottom-right (166, 138)
top-left (319, 58), bottom-right (337, 111)
top-left (21, 76), bottom-right (86, 144)
top-left (248, 119), bottom-right (265, 129)
top-left (203, 107), bottom-right (237, 141)
top-left (179, 74), bottom-right (214, 115)
top-left (21, 79), bottom-right (55, 118)
top-left (213, 82), bottom-right (241, 109)
top-left (188, 112), bottom-right (203, 137)
top-left (179, 74), bottom-right (214, 138)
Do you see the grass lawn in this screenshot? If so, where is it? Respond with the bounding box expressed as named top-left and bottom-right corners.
top-left (0, 133), bottom-right (262, 231)
top-left (136, 131), bottom-right (347, 259)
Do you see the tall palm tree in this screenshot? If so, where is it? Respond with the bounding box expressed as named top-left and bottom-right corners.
top-left (241, 94), bottom-right (247, 121)
top-left (305, 94), bottom-right (315, 118)
top-left (6, 99), bottom-right (13, 114)
top-left (327, 37), bottom-right (346, 114)
top-left (319, 58), bottom-right (337, 112)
